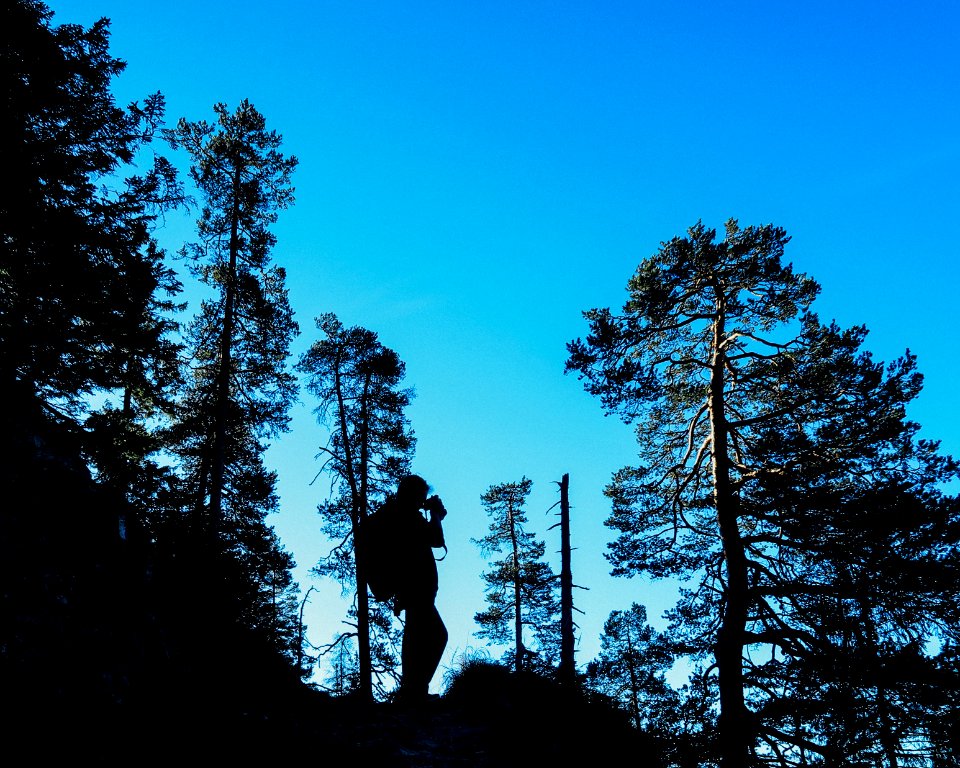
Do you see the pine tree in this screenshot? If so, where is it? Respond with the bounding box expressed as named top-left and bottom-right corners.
top-left (165, 99), bottom-right (299, 532)
top-left (0, 0), bottom-right (189, 716)
top-left (164, 100), bottom-right (302, 668)
top-left (567, 219), bottom-right (960, 766)
top-left (298, 313), bottom-right (416, 700)
top-left (1, 0), bottom-right (183, 440)
top-left (474, 478), bottom-right (560, 673)
top-left (586, 604), bottom-right (672, 729)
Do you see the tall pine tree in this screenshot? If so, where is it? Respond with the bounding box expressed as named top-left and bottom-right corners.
top-left (165, 100), bottom-right (302, 670)
top-left (474, 478), bottom-right (560, 673)
top-left (298, 313), bottom-right (416, 700)
top-left (567, 219), bottom-right (960, 766)
top-left (1, 0), bottom-right (190, 718)
top-left (2, 0), bottom-right (183, 448)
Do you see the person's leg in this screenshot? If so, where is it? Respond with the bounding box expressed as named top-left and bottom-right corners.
top-left (421, 603), bottom-right (447, 688)
top-left (401, 602), bottom-right (430, 698)
top-left (400, 601), bottom-right (447, 698)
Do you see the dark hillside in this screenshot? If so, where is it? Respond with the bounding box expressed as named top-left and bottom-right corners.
top-left (19, 671), bottom-right (661, 765)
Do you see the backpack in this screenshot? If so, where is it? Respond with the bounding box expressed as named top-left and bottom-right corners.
top-left (357, 503), bottom-right (400, 603)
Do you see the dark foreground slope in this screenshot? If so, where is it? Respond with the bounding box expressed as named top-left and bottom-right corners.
top-left (12, 668), bottom-right (662, 767)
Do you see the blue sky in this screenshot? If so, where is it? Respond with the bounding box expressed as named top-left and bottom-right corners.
top-left (54, 0), bottom-right (960, 689)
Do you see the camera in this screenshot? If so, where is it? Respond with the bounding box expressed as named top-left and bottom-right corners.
top-left (423, 495), bottom-right (447, 520)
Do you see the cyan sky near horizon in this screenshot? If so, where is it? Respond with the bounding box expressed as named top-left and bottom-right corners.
top-left (54, 0), bottom-right (960, 689)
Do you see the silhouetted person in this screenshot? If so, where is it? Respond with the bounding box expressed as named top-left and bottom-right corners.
top-left (382, 474), bottom-right (448, 703)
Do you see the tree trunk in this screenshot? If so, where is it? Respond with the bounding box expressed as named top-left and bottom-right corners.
top-left (626, 625), bottom-right (642, 729)
top-left (558, 473), bottom-right (576, 685)
top-left (208, 164), bottom-right (242, 535)
top-left (709, 297), bottom-right (751, 768)
top-left (509, 500), bottom-right (524, 673)
top-left (331, 354), bottom-right (370, 701)
top-left (353, 512), bottom-right (372, 701)
top-left (356, 373), bottom-right (373, 701)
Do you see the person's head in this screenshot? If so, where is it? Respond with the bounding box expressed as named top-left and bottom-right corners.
top-left (397, 474), bottom-right (430, 509)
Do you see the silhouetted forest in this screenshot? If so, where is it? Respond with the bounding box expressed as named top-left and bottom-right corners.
top-left (3, 2), bottom-right (959, 765)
